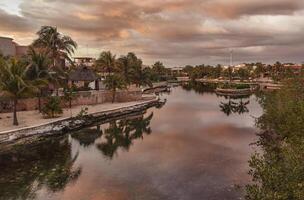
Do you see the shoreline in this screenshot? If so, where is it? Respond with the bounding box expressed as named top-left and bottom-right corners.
top-left (0, 97), bottom-right (159, 144)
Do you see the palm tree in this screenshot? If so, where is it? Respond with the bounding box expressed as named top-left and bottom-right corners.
top-left (0, 58), bottom-right (35, 125)
top-left (96, 51), bottom-right (116, 75)
top-left (117, 55), bottom-right (131, 84)
top-left (132, 67), bottom-right (152, 87)
top-left (152, 61), bottom-right (166, 81)
top-left (117, 52), bottom-right (139, 85)
top-left (32, 26), bottom-right (77, 68)
top-left (104, 74), bottom-right (126, 103)
top-left (26, 47), bottom-right (52, 112)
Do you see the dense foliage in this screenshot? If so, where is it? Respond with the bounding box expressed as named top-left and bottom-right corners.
top-left (42, 96), bottom-right (63, 118)
top-left (246, 75), bottom-right (304, 200)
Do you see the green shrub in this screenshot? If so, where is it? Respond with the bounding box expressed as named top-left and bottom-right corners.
top-left (42, 96), bottom-right (63, 118)
top-left (76, 107), bottom-right (88, 118)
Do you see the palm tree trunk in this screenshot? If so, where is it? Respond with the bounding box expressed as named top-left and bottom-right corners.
top-left (38, 96), bottom-right (41, 112)
top-left (13, 98), bottom-right (18, 126)
top-left (112, 89), bottom-right (116, 103)
top-left (38, 89), bottom-right (42, 113)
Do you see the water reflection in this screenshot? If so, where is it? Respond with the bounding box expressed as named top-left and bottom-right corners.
top-left (219, 96), bottom-right (250, 116)
top-left (0, 137), bottom-right (81, 200)
top-left (96, 112), bottom-right (153, 159)
top-left (181, 81), bottom-right (217, 95)
top-left (71, 126), bottom-right (103, 147)
top-left (181, 81), bottom-right (251, 116)
top-left (0, 86), bottom-right (262, 200)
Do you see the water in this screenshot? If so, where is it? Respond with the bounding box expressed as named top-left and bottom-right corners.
top-left (0, 84), bottom-right (263, 200)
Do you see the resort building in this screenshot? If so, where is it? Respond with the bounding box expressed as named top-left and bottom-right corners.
top-left (69, 65), bottom-right (100, 90)
top-left (0, 36), bottom-right (28, 57)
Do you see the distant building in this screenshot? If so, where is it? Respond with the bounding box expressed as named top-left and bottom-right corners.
top-left (73, 57), bottom-right (96, 67)
top-left (69, 65), bottom-right (100, 90)
top-left (0, 36), bottom-right (28, 57)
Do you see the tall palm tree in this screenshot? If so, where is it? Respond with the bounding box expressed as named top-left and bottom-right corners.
top-left (117, 55), bottom-right (131, 84)
top-left (132, 66), bottom-right (152, 87)
top-left (96, 51), bottom-right (117, 74)
top-left (32, 26), bottom-right (77, 95)
top-left (0, 58), bottom-right (35, 125)
top-left (104, 74), bottom-right (126, 103)
top-left (27, 47), bottom-right (52, 112)
top-left (117, 52), bottom-right (139, 85)
top-left (32, 26), bottom-right (77, 68)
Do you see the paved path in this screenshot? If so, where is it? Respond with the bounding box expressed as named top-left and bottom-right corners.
top-left (0, 100), bottom-right (153, 133)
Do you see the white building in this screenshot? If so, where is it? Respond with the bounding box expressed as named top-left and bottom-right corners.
top-left (0, 36), bottom-right (28, 57)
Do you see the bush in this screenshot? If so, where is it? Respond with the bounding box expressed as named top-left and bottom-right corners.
top-left (42, 96), bottom-right (63, 118)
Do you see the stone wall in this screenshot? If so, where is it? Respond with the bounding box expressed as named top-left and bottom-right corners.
top-left (0, 89), bottom-right (142, 113)
top-left (0, 98), bottom-right (159, 145)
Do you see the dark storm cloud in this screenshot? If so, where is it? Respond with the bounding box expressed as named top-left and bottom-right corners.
top-left (0, 0), bottom-right (304, 66)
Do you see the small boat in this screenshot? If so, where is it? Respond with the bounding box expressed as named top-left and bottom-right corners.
top-left (215, 85), bottom-right (259, 96)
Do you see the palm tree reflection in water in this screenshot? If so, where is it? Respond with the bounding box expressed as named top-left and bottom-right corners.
top-left (96, 112), bottom-right (154, 159)
top-left (70, 111), bottom-right (154, 159)
top-left (219, 95), bottom-right (250, 116)
top-left (0, 136), bottom-right (81, 199)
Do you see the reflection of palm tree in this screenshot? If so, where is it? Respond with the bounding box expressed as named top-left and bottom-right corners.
top-left (219, 97), bottom-right (250, 116)
top-left (71, 126), bottom-right (103, 147)
top-left (96, 112), bottom-right (154, 159)
top-left (220, 98), bottom-right (238, 116)
top-left (129, 112), bottom-right (153, 139)
top-left (0, 136), bottom-right (81, 199)
top-left (236, 99), bottom-right (250, 114)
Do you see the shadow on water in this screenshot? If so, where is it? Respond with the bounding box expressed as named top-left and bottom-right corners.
top-left (95, 112), bottom-right (154, 159)
top-left (0, 136), bottom-right (81, 200)
top-left (181, 81), bottom-right (251, 116)
top-left (181, 81), bottom-right (217, 95)
top-left (218, 95), bottom-right (250, 116)
top-left (0, 106), bottom-right (159, 199)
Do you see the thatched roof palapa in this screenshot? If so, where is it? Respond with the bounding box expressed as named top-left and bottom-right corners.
top-left (69, 65), bottom-right (98, 81)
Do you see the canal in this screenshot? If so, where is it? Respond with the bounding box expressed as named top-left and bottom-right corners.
top-left (0, 83), bottom-right (263, 200)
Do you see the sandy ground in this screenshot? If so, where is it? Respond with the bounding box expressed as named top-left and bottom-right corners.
top-left (0, 100), bottom-right (150, 133)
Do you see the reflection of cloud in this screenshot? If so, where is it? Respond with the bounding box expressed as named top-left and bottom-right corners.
top-left (1, 0), bottom-right (304, 65)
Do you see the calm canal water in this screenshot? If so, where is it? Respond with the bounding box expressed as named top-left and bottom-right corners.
top-left (0, 84), bottom-right (263, 200)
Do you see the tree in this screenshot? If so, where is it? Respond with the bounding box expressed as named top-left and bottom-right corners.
top-left (63, 86), bottom-right (77, 109)
top-left (104, 74), bottom-right (126, 103)
top-left (117, 52), bottom-right (139, 85)
top-left (41, 96), bottom-right (63, 118)
top-left (26, 47), bottom-right (52, 112)
top-left (152, 61), bottom-right (166, 81)
top-left (183, 65), bottom-right (194, 76)
top-left (96, 51), bottom-right (117, 74)
top-left (237, 68), bottom-right (250, 81)
top-left (132, 66), bottom-right (153, 87)
top-left (32, 26), bottom-right (77, 68)
top-left (0, 58), bottom-right (34, 125)
top-left (246, 75), bottom-right (304, 200)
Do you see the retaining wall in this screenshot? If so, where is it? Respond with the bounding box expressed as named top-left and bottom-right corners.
top-left (0, 98), bottom-right (160, 145)
top-left (0, 90), bottom-right (142, 113)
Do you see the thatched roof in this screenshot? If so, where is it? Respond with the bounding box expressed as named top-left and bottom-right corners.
top-left (69, 65), bottom-right (98, 81)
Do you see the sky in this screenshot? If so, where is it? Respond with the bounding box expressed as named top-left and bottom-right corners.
top-left (0, 0), bottom-right (304, 67)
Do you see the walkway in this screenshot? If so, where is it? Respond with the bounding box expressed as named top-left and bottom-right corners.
top-left (0, 99), bottom-right (153, 133)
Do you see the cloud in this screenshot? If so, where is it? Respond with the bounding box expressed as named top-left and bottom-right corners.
top-left (0, 0), bottom-right (304, 66)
